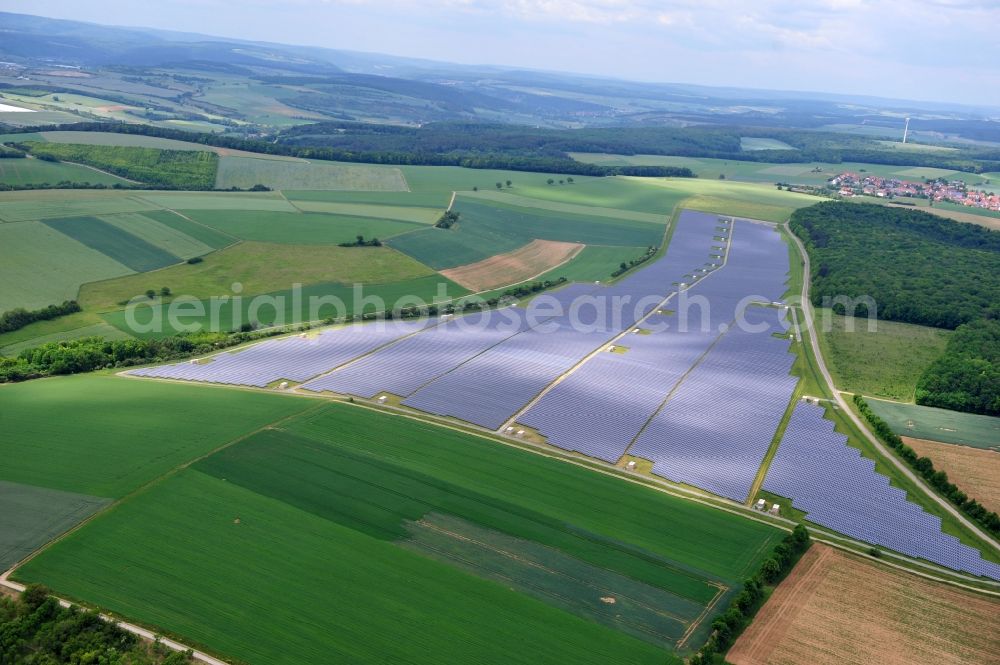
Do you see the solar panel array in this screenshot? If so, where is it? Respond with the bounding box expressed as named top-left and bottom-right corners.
top-left (521, 218), bottom-right (795, 502)
top-left (765, 402), bottom-right (1000, 581)
top-left (629, 312), bottom-right (795, 502)
top-left (397, 210), bottom-right (730, 429)
top-left (126, 319), bottom-right (433, 387)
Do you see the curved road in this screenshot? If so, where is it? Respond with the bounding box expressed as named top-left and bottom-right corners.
top-left (786, 224), bottom-right (1000, 555)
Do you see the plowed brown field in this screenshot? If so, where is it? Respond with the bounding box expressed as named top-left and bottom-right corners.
top-left (441, 239), bottom-right (583, 291)
top-left (904, 437), bottom-right (1000, 514)
top-left (728, 544), bottom-right (1000, 665)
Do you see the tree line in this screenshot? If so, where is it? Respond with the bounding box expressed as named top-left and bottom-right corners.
top-left (790, 202), bottom-right (1000, 329)
top-left (1, 122), bottom-right (694, 178)
top-left (689, 525), bottom-right (811, 664)
top-left (0, 584), bottom-right (192, 664)
top-left (17, 142), bottom-right (219, 190)
top-left (854, 395), bottom-right (1000, 536)
top-left (0, 300), bottom-right (81, 334)
top-left (915, 319), bottom-right (1000, 416)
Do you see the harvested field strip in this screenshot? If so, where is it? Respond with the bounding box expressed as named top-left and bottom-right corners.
top-left (728, 544), bottom-right (1000, 665)
top-left (99, 212), bottom-right (215, 260)
top-left (17, 469), bottom-right (673, 665)
top-left (441, 239), bottom-right (584, 291)
top-left (42, 216), bottom-right (180, 272)
top-left (904, 437), bottom-right (1000, 514)
top-left (0, 481), bottom-right (111, 572)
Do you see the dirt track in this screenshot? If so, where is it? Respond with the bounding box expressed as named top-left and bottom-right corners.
top-left (441, 239), bottom-right (583, 291)
top-left (728, 543), bottom-right (1000, 665)
top-left (904, 437), bottom-right (1000, 514)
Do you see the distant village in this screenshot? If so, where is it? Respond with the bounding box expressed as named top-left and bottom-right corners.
top-left (829, 172), bottom-right (1000, 212)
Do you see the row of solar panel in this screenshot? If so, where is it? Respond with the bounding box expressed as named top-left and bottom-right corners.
top-left (765, 402), bottom-right (1000, 582)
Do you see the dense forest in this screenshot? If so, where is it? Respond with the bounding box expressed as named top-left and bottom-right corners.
top-left (0, 584), bottom-right (192, 664)
top-left (8, 120), bottom-right (1000, 176)
top-left (916, 319), bottom-right (1000, 416)
top-left (277, 122), bottom-right (1000, 172)
top-left (20, 142), bottom-right (218, 190)
top-left (1, 124), bottom-right (693, 178)
top-left (790, 202), bottom-right (1000, 329)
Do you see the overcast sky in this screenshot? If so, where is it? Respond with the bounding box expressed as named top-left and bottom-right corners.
top-left (7, 0), bottom-right (1000, 107)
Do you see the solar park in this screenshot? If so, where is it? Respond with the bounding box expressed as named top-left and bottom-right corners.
top-left (124, 209), bottom-right (1000, 584)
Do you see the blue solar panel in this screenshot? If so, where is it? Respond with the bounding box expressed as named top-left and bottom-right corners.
top-left (765, 402), bottom-right (1000, 581)
top-left (126, 318), bottom-right (433, 387)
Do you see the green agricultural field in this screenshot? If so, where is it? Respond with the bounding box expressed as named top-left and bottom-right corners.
top-left (570, 154), bottom-right (998, 189)
top-left (0, 190), bottom-right (160, 222)
top-left (865, 399), bottom-right (1000, 450)
top-left (0, 221), bottom-right (132, 311)
top-left (534, 245), bottom-right (648, 284)
top-left (181, 209), bottom-right (422, 244)
top-left (17, 401), bottom-right (781, 664)
top-left (19, 470), bottom-right (673, 665)
top-left (509, 177), bottom-right (683, 214)
top-left (390, 197), bottom-right (665, 270)
top-left (0, 310), bottom-right (107, 353)
top-left (289, 200), bottom-right (442, 224)
top-left (399, 165), bottom-right (596, 198)
top-left (286, 189), bottom-right (448, 208)
top-left (80, 241), bottom-right (437, 311)
top-left (636, 178), bottom-right (818, 222)
top-left (37, 130), bottom-right (213, 151)
top-left (42, 216), bottom-right (181, 273)
top-left (141, 210), bottom-right (236, 249)
top-left (215, 155), bottom-right (409, 191)
top-left (0, 374), bottom-right (311, 497)
top-left (462, 189), bottom-right (668, 224)
top-left (103, 274), bottom-right (464, 337)
top-left (99, 212), bottom-right (216, 260)
top-left (133, 191), bottom-right (298, 212)
top-left (25, 143), bottom-right (219, 190)
top-left (817, 308), bottom-right (952, 401)
top-left (0, 481), bottom-right (110, 572)
top-left (0, 156), bottom-right (130, 186)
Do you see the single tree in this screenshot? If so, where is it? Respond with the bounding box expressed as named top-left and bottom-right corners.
top-left (145, 289), bottom-right (156, 299)
top-left (505, 180), bottom-right (512, 187)
top-left (160, 286), bottom-right (171, 297)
